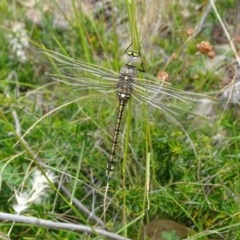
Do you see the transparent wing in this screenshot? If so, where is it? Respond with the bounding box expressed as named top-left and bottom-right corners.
top-left (43, 49), bottom-right (119, 91)
top-left (132, 76), bottom-right (214, 122)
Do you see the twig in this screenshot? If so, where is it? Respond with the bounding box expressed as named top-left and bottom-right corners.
top-left (0, 212), bottom-right (131, 240)
top-left (194, 1), bottom-right (213, 37)
top-left (59, 184), bottom-right (105, 227)
top-left (209, 0), bottom-right (240, 67)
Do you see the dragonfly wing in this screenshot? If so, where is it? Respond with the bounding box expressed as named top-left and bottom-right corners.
top-left (132, 79), bottom-right (214, 122)
top-left (42, 49), bottom-right (119, 90)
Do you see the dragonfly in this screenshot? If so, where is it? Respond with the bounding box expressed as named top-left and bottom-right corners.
top-left (43, 48), bottom-right (212, 179)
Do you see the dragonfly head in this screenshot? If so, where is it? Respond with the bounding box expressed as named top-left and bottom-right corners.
top-left (122, 50), bottom-right (142, 67)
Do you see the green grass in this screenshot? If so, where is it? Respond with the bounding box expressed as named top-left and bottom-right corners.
top-left (0, 0), bottom-right (240, 239)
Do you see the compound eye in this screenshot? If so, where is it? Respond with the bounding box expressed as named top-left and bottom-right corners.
top-left (127, 51), bottom-right (133, 56)
top-left (127, 51), bottom-right (139, 58)
top-left (133, 52), bottom-right (139, 57)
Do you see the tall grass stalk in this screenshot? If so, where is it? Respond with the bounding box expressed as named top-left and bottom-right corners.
top-left (125, 0), bottom-right (140, 50)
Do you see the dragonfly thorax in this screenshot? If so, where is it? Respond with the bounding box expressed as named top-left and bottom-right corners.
top-left (120, 64), bottom-right (138, 77)
top-left (117, 65), bottom-right (137, 103)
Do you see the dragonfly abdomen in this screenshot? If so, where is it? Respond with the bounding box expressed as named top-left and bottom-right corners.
top-left (106, 99), bottom-right (126, 179)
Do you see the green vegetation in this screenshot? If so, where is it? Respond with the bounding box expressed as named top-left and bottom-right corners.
top-left (0, 0), bottom-right (239, 239)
